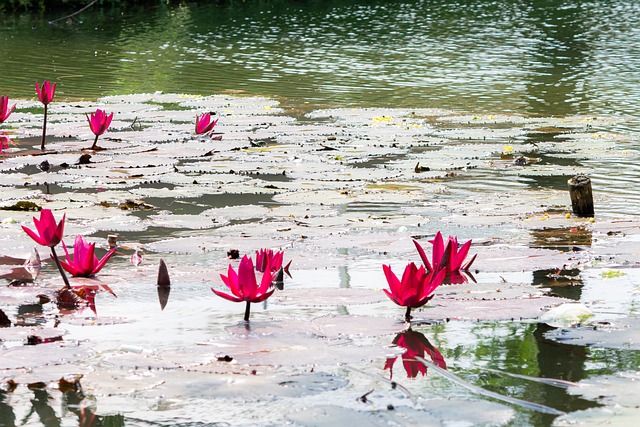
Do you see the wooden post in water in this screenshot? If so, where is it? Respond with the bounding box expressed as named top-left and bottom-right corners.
top-left (568, 175), bottom-right (594, 217)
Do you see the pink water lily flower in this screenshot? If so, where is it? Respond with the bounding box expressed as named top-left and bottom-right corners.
top-left (255, 248), bottom-right (292, 290)
top-left (59, 235), bottom-right (117, 277)
top-left (195, 113), bottom-right (218, 135)
top-left (383, 262), bottom-right (446, 322)
top-left (414, 232), bottom-right (476, 273)
top-left (86, 109), bottom-right (114, 150)
top-left (255, 248), bottom-right (292, 275)
top-left (22, 209), bottom-right (65, 248)
top-left (0, 96), bottom-right (16, 123)
top-left (36, 81), bottom-right (56, 150)
top-left (22, 208), bottom-right (72, 288)
top-left (212, 255), bottom-right (276, 321)
top-left (255, 248), bottom-right (283, 273)
top-left (36, 81), bottom-right (56, 105)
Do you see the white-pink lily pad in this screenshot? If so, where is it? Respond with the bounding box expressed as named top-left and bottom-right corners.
top-left (413, 295), bottom-right (570, 322)
top-left (311, 315), bottom-right (404, 338)
top-left (0, 342), bottom-right (93, 370)
top-left (274, 288), bottom-right (387, 307)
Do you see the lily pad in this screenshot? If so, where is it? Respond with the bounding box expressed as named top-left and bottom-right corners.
top-left (413, 296), bottom-right (570, 322)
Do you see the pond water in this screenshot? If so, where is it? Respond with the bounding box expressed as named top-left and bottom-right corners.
top-left (1, 0), bottom-right (640, 120)
top-left (1, 1), bottom-right (640, 427)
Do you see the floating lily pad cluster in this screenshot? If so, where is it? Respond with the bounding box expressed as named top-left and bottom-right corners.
top-left (1, 90), bottom-right (639, 425)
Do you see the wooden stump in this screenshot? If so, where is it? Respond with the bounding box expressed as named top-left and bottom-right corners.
top-left (568, 175), bottom-right (594, 217)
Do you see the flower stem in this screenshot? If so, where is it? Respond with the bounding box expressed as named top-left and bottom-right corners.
top-left (90, 134), bottom-right (99, 150)
top-left (244, 301), bottom-right (251, 322)
top-left (50, 247), bottom-right (71, 289)
top-left (40, 104), bottom-right (48, 150)
top-left (404, 306), bottom-right (412, 323)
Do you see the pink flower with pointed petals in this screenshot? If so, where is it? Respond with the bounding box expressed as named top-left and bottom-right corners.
top-left (446, 235), bottom-right (476, 272)
top-left (255, 248), bottom-right (284, 273)
top-left (195, 113), bottom-right (218, 135)
top-left (0, 96), bottom-right (16, 124)
top-left (59, 235), bottom-right (117, 277)
top-left (383, 262), bottom-right (446, 321)
top-left (383, 262), bottom-right (446, 308)
top-left (86, 109), bottom-right (114, 150)
top-left (35, 81), bottom-right (56, 105)
top-left (36, 81), bottom-right (56, 151)
top-left (212, 255), bottom-right (276, 321)
top-left (384, 329), bottom-right (447, 379)
top-left (87, 109), bottom-right (113, 136)
top-left (22, 209), bottom-right (65, 248)
top-left (414, 232), bottom-right (476, 273)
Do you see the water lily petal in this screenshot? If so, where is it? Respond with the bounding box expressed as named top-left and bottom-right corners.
top-left (211, 288), bottom-right (244, 303)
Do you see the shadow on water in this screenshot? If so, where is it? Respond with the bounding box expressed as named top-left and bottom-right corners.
top-left (532, 268), bottom-right (583, 300)
top-left (530, 226), bottom-right (592, 252)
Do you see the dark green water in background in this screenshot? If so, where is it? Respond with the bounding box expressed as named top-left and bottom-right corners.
top-left (1, 0), bottom-right (639, 123)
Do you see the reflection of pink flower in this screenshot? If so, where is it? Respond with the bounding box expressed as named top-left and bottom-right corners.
top-left (212, 255), bottom-right (276, 321)
top-left (22, 209), bottom-right (65, 248)
top-left (384, 329), bottom-right (447, 379)
top-left (0, 96), bottom-right (16, 123)
top-left (60, 235), bottom-right (117, 277)
top-left (195, 113), bottom-right (218, 135)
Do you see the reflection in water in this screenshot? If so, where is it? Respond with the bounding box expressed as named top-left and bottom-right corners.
top-left (532, 268), bottom-right (583, 300)
top-left (0, 385), bottom-right (120, 427)
top-left (29, 388), bottom-right (61, 427)
top-left (384, 329), bottom-right (446, 379)
top-left (528, 322), bottom-right (599, 423)
top-left (445, 270), bottom-right (476, 285)
top-left (530, 226), bottom-right (593, 252)
top-left (0, 390), bottom-right (17, 427)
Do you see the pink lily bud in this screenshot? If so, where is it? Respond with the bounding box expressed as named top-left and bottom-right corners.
top-left (87, 109), bottom-right (114, 136)
top-left (35, 81), bottom-right (56, 106)
top-left (195, 113), bottom-right (218, 135)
